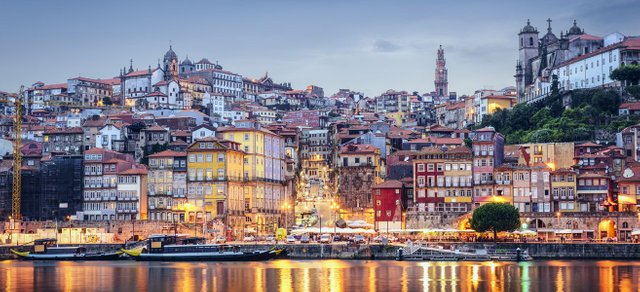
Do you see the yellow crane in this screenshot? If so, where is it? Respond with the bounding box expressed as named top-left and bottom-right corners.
top-left (12, 86), bottom-right (23, 220)
top-left (0, 86), bottom-right (24, 220)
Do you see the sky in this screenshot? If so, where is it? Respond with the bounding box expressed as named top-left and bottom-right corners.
top-left (1, 0), bottom-right (639, 97)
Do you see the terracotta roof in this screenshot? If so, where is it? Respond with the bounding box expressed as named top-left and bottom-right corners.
top-left (143, 125), bottom-right (167, 132)
top-left (146, 91), bottom-right (167, 97)
top-left (577, 141), bottom-right (602, 147)
top-left (119, 167), bottom-right (147, 175)
top-left (125, 69), bottom-right (158, 77)
top-left (558, 37), bottom-right (640, 67)
top-left (171, 130), bottom-right (191, 137)
top-left (44, 127), bottom-right (83, 134)
top-left (30, 83), bottom-right (68, 90)
top-left (148, 150), bottom-right (186, 158)
top-left (372, 180), bottom-right (403, 189)
top-left (340, 144), bottom-right (378, 154)
top-left (620, 102), bottom-right (640, 111)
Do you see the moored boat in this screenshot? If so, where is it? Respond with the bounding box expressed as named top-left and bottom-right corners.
top-left (10, 238), bottom-right (123, 261)
top-left (121, 235), bottom-right (283, 261)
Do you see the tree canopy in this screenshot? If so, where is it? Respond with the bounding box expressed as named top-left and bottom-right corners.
top-left (477, 88), bottom-right (623, 144)
top-left (611, 64), bottom-right (640, 86)
top-left (470, 203), bottom-right (520, 242)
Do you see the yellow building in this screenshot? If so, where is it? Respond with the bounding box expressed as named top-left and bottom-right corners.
top-left (186, 137), bottom-right (245, 238)
top-left (384, 111), bottom-right (405, 125)
top-left (518, 142), bottom-right (575, 170)
top-left (218, 123), bottom-right (287, 235)
top-left (551, 168), bottom-right (578, 213)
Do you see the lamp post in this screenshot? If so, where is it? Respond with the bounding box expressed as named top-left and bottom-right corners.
top-left (281, 202), bottom-right (292, 231)
top-left (556, 212), bottom-right (561, 241)
top-left (331, 201), bottom-right (340, 237)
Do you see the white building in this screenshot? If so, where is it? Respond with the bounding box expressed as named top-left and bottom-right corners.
top-left (203, 92), bottom-right (225, 117)
top-left (191, 124), bottom-right (216, 141)
top-left (96, 123), bottom-right (124, 150)
top-left (116, 168), bottom-right (148, 220)
top-left (122, 68), bottom-right (165, 107)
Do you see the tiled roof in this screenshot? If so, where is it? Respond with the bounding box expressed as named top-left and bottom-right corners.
top-left (148, 150), bottom-right (186, 158)
top-left (340, 144), bottom-right (378, 154)
top-left (44, 127), bottom-right (83, 134)
top-left (373, 180), bottom-right (403, 189)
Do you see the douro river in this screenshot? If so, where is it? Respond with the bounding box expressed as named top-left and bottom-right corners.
top-left (1, 259), bottom-right (638, 291)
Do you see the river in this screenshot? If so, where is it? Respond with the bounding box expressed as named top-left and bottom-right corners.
top-left (1, 259), bottom-right (639, 291)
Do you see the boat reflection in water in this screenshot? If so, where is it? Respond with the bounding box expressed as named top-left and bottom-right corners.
top-left (2, 260), bottom-right (640, 291)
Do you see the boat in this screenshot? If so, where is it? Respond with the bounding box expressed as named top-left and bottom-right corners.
top-left (121, 235), bottom-right (284, 261)
top-left (10, 238), bottom-right (123, 261)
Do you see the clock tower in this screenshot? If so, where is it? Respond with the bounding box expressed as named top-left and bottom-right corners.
top-left (434, 45), bottom-right (448, 98)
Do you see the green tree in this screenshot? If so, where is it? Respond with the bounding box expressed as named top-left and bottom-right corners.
top-left (470, 203), bottom-right (520, 242)
top-left (611, 64), bottom-right (640, 86)
top-left (102, 96), bottom-right (113, 106)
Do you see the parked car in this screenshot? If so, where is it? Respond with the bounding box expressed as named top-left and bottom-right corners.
top-left (333, 235), bottom-right (342, 242)
top-left (320, 234), bottom-right (332, 243)
top-left (243, 235), bottom-right (255, 242)
top-left (354, 235), bottom-right (366, 244)
top-left (300, 234), bottom-right (311, 243)
top-left (286, 235), bottom-right (296, 244)
top-left (265, 235), bottom-right (276, 242)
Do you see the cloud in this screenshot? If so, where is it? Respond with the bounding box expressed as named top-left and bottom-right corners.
top-left (372, 39), bottom-right (402, 53)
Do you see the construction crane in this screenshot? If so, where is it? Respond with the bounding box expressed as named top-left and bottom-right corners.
top-left (0, 86), bottom-right (24, 220)
top-left (12, 86), bottom-right (23, 220)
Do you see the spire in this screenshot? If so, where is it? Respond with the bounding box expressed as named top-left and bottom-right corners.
top-left (546, 18), bottom-right (552, 33)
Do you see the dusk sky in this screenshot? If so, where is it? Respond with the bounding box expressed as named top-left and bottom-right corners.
top-left (1, 0), bottom-right (638, 97)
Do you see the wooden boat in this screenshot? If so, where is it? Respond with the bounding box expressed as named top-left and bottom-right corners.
top-left (121, 235), bottom-right (283, 261)
top-left (10, 238), bottom-right (123, 261)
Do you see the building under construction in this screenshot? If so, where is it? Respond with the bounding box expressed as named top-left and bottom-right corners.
top-left (0, 154), bottom-right (83, 220)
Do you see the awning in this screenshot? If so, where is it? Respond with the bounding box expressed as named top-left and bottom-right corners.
top-left (555, 229), bottom-right (584, 234)
top-left (632, 229), bottom-right (640, 236)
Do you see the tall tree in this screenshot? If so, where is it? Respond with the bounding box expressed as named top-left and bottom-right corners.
top-left (470, 203), bottom-right (520, 242)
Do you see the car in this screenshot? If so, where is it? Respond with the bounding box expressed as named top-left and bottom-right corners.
top-left (243, 236), bottom-right (255, 242)
top-left (265, 235), bottom-right (276, 242)
top-left (300, 235), bottom-right (311, 243)
top-left (286, 235), bottom-right (296, 244)
top-left (354, 235), bottom-right (366, 244)
top-left (373, 236), bottom-right (383, 243)
top-left (215, 235), bottom-right (226, 243)
top-left (320, 234), bottom-right (331, 243)
top-left (333, 235), bottom-right (342, 242)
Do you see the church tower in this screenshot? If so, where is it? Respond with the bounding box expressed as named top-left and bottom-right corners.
top-left (517, 19), bottom-right (539, 101)
top-left (434, 45), bottom-right (448, 98)
top-left (163, 45), bottom-right (179, 81)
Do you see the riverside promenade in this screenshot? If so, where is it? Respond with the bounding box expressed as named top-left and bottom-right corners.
top-left (3, 242), bottom-right (640, 260)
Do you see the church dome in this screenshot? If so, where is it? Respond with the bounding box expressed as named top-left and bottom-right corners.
top-left (214, 63), bottom-right (223, 70)
top-left (567, 20), bottom-right (583, 36)
top-left (164, 45), bottom-right (178, 62)
top-left (181, 56), bottom-right (193, 66)
top-left (520, 19), bottom-right (537, 34)
top-left (541, 32), bottom-right (558, 45)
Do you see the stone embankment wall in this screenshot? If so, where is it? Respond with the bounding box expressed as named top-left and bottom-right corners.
top-left (3, 242), bottom-right (640, 260)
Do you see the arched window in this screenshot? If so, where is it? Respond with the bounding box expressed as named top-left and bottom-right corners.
top-left (521, 38), bottom-right (523, 47)
top-left (623, 222), bottom-right (629, 229)
top-left (529, 37), bottom-right (534, 46)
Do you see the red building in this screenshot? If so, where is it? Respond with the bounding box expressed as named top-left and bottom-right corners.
top-left (372, 180), bottom-right (404, 231)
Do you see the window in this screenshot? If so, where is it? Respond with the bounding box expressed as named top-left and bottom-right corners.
top-left (417, 164), bottom-right (425, 172)
top-left (218, 154), bottom-right (224, 162)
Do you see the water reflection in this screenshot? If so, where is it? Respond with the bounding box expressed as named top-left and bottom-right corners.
top-left (2, 259), bottom-right (640, 291)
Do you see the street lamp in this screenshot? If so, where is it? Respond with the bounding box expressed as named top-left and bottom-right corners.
top-left (331, 201), bottom-right (340, 237)
top-left (281, 202), bottom-right (292, 231)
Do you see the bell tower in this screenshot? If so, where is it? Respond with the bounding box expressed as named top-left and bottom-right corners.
top-left (434, 45), bottom-right (448, 98)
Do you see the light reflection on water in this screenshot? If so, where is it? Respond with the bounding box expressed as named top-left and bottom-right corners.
top-left (2, 259), bottom-right (640, 291)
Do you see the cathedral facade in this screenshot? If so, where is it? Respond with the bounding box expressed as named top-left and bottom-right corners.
top-left (515, 19), bottom-right (604, 103)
